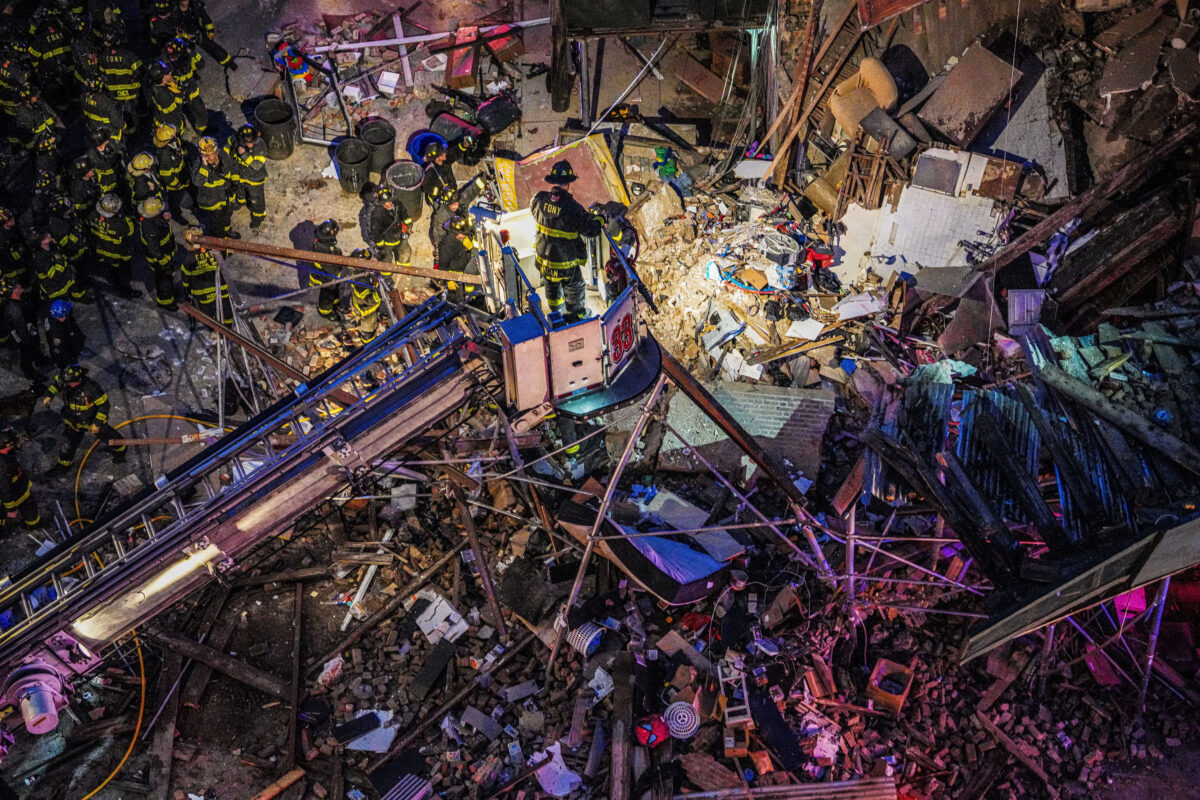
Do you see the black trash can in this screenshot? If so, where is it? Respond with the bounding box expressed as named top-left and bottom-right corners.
top-left (358, 118), bottom-right (396, 175)
top-left (333, 138), bottom-right (371, 195)
top-left (253, 98), bottom-right (295, 160)
top-left (385, 160), bottom-right (425, 221)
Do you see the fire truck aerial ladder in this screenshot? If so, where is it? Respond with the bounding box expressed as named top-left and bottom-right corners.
top-left (0, 226), bottom-right (665, 752)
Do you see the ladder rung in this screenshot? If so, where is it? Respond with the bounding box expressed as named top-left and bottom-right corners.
top-left (112, 534), bottom-right (126, 559)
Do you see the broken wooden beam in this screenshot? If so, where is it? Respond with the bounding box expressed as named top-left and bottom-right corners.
top-left (147, 651), bottom-right (184, 800)
top-left (232, 566), bottom-right (331, 588)
top-left (248, 767), bottom-right (306, 800)
top-left (1037, 365), bottom-right (1200, 476)
top-left (451, 482), bottom-right (508, 640)
top-left (152, 631), bottom-right (290, 701)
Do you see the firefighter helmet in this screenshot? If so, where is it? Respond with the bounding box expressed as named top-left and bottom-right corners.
top-left (153, 122), bottom-right (178, 147)
top-left (49, 299), bottom-right (72, 318)
top-left (62, 363), bottom-right (84, 383)
top-left (148, 59), bottom-right (170, 83)
top-left (197, 136), bottom-right (218, 155)
top-left (89, 125), bottom-right (111, 144)
top-left (97, 194), bottom-right (121, 217)
top-left (374, 186), bottom-right (394, 204)
top-left (237, 123), bottom-right (259, 143)
top-left (350, 248), bottom-right (371, 259)
top-left (49, 195), bottom-right (71, 216)
top-left (129, 152), bottom-right (154, 175)
top-left (139, 196), bottom-right (164, 218)
top-left (422, 140), bottom-right (446, 162)
top-left (0, 275), bottom-right (13, 295)
top-left (165, 37), bottom-right (188, 59)
top-left (71, 156), bottom-right (91, 176)
top-left (448, 215), bottom-right (471, 233)
top-left (316, 219), bottom-right (339, 240)
top-left (0, 428), bottom-right (15, 451)
top-left (546, 160), bottom-right (577, 185)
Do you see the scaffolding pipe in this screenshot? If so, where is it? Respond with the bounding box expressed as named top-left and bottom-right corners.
top-left (1138, 576), bottom-right (1170, 713)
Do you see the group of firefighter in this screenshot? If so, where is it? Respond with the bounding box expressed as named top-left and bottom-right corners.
top-left (0, 0), bottom-right (643, 540)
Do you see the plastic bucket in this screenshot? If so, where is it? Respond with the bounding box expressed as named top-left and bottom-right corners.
top-left (406, 130), bottom-right (447, 166)
top-left (333, 138), bottom-right (371, 195)
top-left (385, 160), bottom-right (425, 221)
top-left (358, 118), bottom-right (396, 175)
top-left (253, 98), bottom-right (295, 160)
top-left (566, 622), bottom-right (604, 656)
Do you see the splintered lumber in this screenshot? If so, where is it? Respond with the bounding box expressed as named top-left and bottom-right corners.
top-left (153, 631), bottom-right (290, 700)
top-left (147, 651), bottom-right (184, 800)
top-left (233, 566), bottom-right (331, 587)
top-left (284, 582), bottom-right (303, 772)
top-left (610, 651), bottom-right (636, 800)
top-left (975, 712), bottom-right (1060, 798)
top-left (249, 767), bottom-right (306, 800)
top-left (978, 119), bottom-right (1199, 274)
top-left (1038, 365), bottom-right (1200, 476)
top-left (667, 777), bottom-right (899, 798)
top-left (451, 483), bottom-right (508, 639)
top-left (305, 541), bottom-right (467, 674)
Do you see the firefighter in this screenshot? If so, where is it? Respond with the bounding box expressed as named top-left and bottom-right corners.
top-left (138, 196), bottom-right (177, 311)
top-left (348, 248), bottom-right (381, 344)
top-left (367, 186), bottom-right (411, 266)
top-left (436, 214), bottom-right (481, 306)
top-left (88, 193), bottom-right (141, 299)
top-left (97, 24), bottom-right (141, 135)
top-left (0, 207), bottom-right (27, 283)
top-left (46, 194), bottom-right (85, 270)
top-left (163, 36), bottom-right (207, 134)
top-left (182, 228), bottom-right (230, 323)
top-left (0, 276), bottom-right (43, 385)
top-left (26, 9), bottom-right (71, 102)
top-left (529, 160), bottom-right (600, 324)
top-left (0, 44), bottom-right (29, 117)
top-left (420, 141), bottom-right (457, 208)
top-left (148, 59), bottom-right (185, 133)
top-left (81, 76), bottom-right (124, 142)
top-left (32, 232), bottom-right (88, 304)
top-left (427, 184), bottom-right (458, 259)
top-left (152, 123), bottom-right (190, 220)
top-left (0, 428), bottom-right (40, 529)
top-left (68, 156), bottom-right (102, 219)
top-left (86, 126), bottom-right (126, 197)
top-left (45, 297), bottom-right (83, 371)
top-left (42, 363), bottom-right (125, 474)
top-left (226, 124), bottom-right (267, 230)
top-left (11, 90), bottom-right (58, 150)
top-left (160, 0), bottom-right (236, 70)
top-left (70, 17), bottom-right (101, 89)
top-left (310, 219), bottom-right (342, 320)
top-left (191, 136), bottom-right (236, 238)
top-left (128, 152), bottom-right (163, 206)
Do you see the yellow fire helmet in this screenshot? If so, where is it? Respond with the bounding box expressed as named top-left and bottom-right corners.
top-left (198, 136), bottom-right (218, 155)
top-left (138, 196), bottom-right (164, 218)
top-left (129, 152), bottom-right (154, 175)
top-left (153, 123), bottom-right (178, 147)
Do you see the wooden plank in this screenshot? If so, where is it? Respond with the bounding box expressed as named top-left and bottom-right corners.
top-left (153, 631), bottom-right (290, 701)
top-left (1038, 365), bottom-right (1200, 476)
top-left (147, 651), bottom-right (184, 800)
top-left (180, 601), bottom-right (239, 708)
top-left (977, 119), bottom-right (1200, 275)
top-left (391, 11), bottom-right (413, 89)
top-left (284, 582), bottom-right (304, 772)
top-left (667, 53), bottom-right (730, 104)
top-left (610, 651), bottom-right (635, 800)
top-left (975, 712), bottom-right (1060, 798)
top-left (248, 768), bottom-right (306, 800)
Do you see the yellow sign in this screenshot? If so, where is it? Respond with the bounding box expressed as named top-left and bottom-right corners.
top-left (494, 157), bottom-right (519, 212)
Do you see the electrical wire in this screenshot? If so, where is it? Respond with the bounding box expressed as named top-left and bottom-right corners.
top-left (77, 633), bottom-right (145, 800)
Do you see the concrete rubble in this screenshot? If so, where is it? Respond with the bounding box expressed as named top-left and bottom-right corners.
top-left (4, 1), bottom-right (1200, 800)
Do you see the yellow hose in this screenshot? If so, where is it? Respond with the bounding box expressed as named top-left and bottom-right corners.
top-left (65, 414), bottom-right (229, 797)
top-left (78, 633), bottom-right (144, 800)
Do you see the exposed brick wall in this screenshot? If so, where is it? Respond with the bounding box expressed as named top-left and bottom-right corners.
top-left (659, 382), bottom-right (836, 479)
